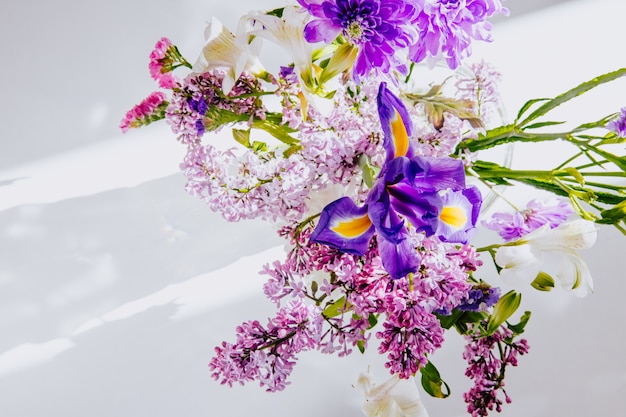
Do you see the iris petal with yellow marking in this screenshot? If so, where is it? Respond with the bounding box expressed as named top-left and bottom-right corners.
top-left (377, 82), bottom-right (414, 162)
top-left (310, 197), bottom-right (375, 255)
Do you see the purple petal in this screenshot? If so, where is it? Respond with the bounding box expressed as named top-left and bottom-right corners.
top-left (434, 187), bottom-right (482, 243)
top-left (377, 82), bottom-right (414, 162)
top-left (409, 156), bottom-right (466, 192)
top-left (303, 19), bottom-right (342, 43)
top-left (310, 196), bottom-right (375, 255)
top-left (378, 233), bottom-right (420, 279)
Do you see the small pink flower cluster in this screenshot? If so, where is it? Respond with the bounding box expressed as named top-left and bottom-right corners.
top-left (463, 324), bottom-right (530, 417)
top-left (119, 91), bottom-right (168, 132)
top-left (149, 37), bottom-right (179, 89)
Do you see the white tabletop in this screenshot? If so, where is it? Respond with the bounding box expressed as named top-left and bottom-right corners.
top-left (1, 1), bottom-right (625, 416)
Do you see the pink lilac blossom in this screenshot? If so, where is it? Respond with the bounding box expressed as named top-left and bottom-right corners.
top-left (180, 144), bottom-right (315, 222)
top-left (455, 60), bottom-right (503, 124)
top-left (607, 107), bottom-right (626, 138)
top-left (463, 324), bottom-right (529, 416)
top-left (411, 1), bottom-right (509, 70)
top-left (483, 198), bottom-right (574, 241)
top-left (209, 299), bottom-right (324, 392)
top-left (119, 91), bottom-right (168, 132)
top-left (410, 111), bottom-right (468, 157)
top-left (148, 37), bottom-right (180, 89)
top-left (299, 78), bottom-right (385, 185)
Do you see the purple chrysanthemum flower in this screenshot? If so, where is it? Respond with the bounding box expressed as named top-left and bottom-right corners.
top-left (607, 107), bottom-right (626, 138)
top-left (297, 0), bottom-right (421, 79)
top-left (411, 0), bottom-right (508, 69)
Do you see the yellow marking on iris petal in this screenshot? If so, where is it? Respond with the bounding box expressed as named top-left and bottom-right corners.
top-left (331, 214), bottom-right (372, 238)
top-left (439, 206), bottom-right (467, 228)
top-left (390, 110), bottom-right (409, 157)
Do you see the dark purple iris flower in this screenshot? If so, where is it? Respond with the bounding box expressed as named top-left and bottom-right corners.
top-left (297, 0), bottom-right (421, 79)
top-left (310, 83), bottom-right (482, 279)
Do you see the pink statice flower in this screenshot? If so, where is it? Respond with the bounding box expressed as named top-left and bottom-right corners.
top-left (119, 91), bottom-right (168, 132)
top-left (149, 37), bottom-right (183, 89)
top-left (483, 198), bottom-right (574, 241)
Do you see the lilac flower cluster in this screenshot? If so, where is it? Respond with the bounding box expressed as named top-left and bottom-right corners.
top-left (209, 299), bottom-right (323, 392)
top-left (207, 221), bottom-right (484, 387)
top-left (463, 324), bottom-right (530, 417)
top-left (483, 198), bottom-right (574, 241)
top-left (180, 145), bottom-right (315, 222)
top-left (166, 71), bottom-right (266, 146)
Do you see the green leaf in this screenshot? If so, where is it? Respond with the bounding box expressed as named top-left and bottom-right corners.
top-left (515, 97), bottom-right (551, 122)
top-left (420, 361), bottom-right (451, 399)
top-left (523, 120), bottom-right (566, 130)
top-left (322, 297), bottom-right (351, 318)
top-left (356, 339), bottom-right (366, 354)
top-left (518, 68), bottom-right (626, 127)
top-left (507, 311), bottom-right (531, 336)
top-left (367, 313), bottom-right (378, 329)
top-left (563, 167), bottom-right (585, 187)
top-left (232, 128), bottom-right (251, 148)
top-left (486, 290), bottom-right (521, 335)
top-left (531, 272), bottom-right (555, 291)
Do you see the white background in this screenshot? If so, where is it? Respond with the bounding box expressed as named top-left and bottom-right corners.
top-left (1, 1), bottom-right (625, 416)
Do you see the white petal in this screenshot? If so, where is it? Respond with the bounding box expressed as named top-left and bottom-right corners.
top-left (357, 373), bottom-right (429, 417)
top-left (555, 251), bottom-right (594, 297)
top-left (535, 219), bottom-right (598, 251)
top-left (495, 244), bottom-right (542, 285)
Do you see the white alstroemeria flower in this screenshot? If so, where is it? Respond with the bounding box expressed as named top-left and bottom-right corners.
top-left (357, 372), bottom-right (429, 417)
top-left (495, 219), bottom-right (597, 297)
top-left (193, 16), bottom-right (263, 93)
top-left (246, 5), bottom-right (316, 89)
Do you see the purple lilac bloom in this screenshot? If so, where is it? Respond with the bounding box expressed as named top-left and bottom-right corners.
top-left (209, 299), bottom-right (323, 392)
top-left (297, 0), bottom-right (421, 79)
top-left (411, 0), bottom-right (508, 69)
top-left (607, 107), bottom-right (626, 138)
top-left (180, 144), bottom-right (315, 223)
top-left (463, 324), bottom-right (529, 416)
top-left (483, 198), bottom-right (574, 241)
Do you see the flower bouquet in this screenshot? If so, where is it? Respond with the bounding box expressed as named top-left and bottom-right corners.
top-left (121, 1), bottom-right (626, 416)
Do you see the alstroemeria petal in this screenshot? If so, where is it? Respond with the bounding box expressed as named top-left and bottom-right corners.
top-left (310, 197), bottom-right (375, 255)
top-left (410, 156), bottom-right (466, 192)
top-left (555, 251), bottom-right (594, 297)
top-left (495, 244), bottom-right (542, 286)
top-left (378, 233), bottom-right (420, 280)
top-left (378, 83), bottom-right (414, 162)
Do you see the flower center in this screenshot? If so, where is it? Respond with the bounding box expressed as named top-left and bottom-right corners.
top-left (346, 20), bottom-right (365, 42)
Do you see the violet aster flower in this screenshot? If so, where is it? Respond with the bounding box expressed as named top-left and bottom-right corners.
top-left (297, 0), bottom-right (421, 79)
top-left (410, 0), bottom-right (508, 69)
top-left (607, 107), bottom-right (626, 138)
top-left (310, 84), bottom-right (482, 278)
